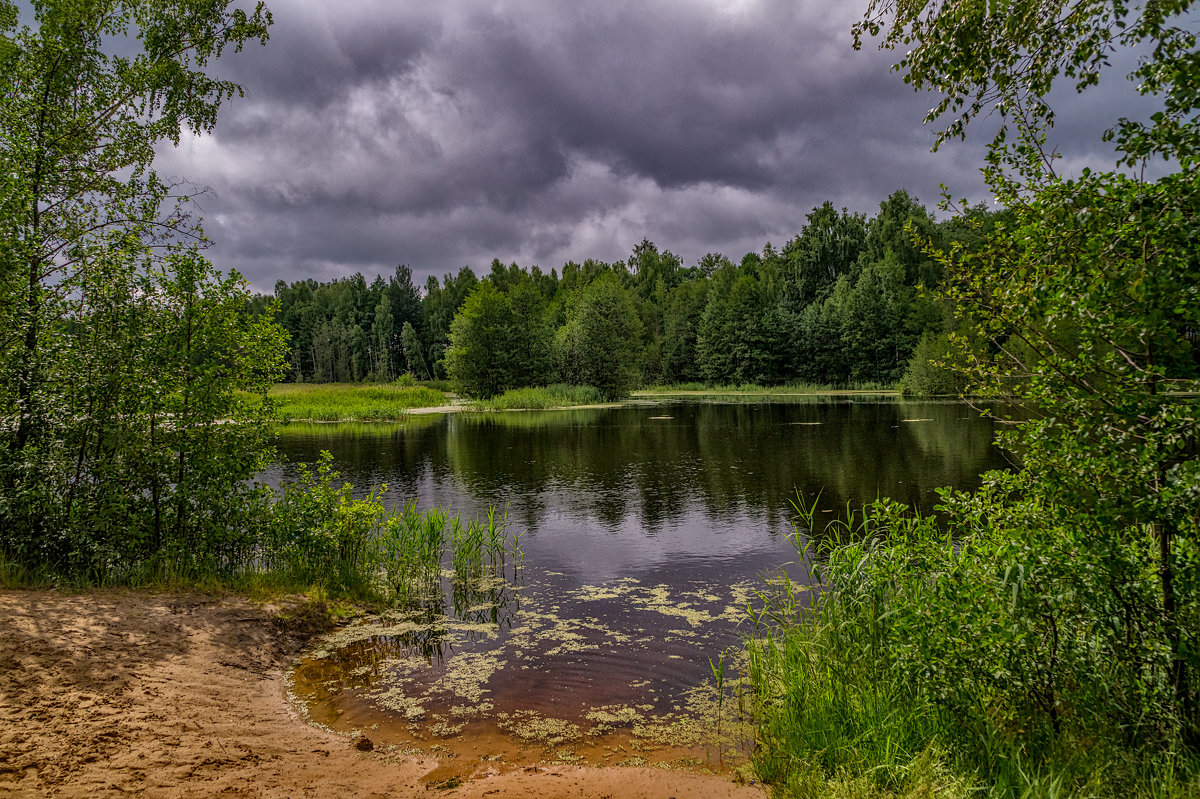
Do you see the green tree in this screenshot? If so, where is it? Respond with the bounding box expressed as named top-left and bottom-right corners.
top-left (371, 295), bottom-right (395, 382)
top-left (422, 266), bottom-right (478, 378)
top-left (557, 275), bottom-right (643, 400)
top-left (445, 281), bottom-right (553, 399)
top-left (0, 0), bottom-right (272, 451)
top-left (762, 0), bottom-right (1200, 778)
top-left (0, 1), bottom-right (280, 573)
top-left (661, 279), bottom-right (710, 383)
top-left (400, 320), bottom-right (429, 380)
top-left (781, 202), bottom-right (867, 306)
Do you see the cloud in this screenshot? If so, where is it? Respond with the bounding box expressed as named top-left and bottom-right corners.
top-left (149, 0), bottom-right (1128, 292)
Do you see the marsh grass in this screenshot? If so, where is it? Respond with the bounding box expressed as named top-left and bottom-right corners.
top-left (268, 383), bottom-right (448, 421)
top-left (475, 384), bottom-right (607, 410)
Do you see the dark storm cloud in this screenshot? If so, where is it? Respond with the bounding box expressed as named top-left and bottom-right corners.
top-left (150, 0), bottom-right (1133, 291)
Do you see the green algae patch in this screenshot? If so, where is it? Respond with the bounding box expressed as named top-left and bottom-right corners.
top-left (499, 711), bottom-right (585, 746)
top-left (286, 571), bottom-right (760, 771)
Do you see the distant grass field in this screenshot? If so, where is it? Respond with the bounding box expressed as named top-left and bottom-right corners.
top-left (268, 383), bottom-right (448, 421)
top-left (258, 380), bottom-right (899, 421)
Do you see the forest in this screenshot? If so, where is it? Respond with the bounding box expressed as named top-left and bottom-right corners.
top-left (268, 192), bottom-right (991, 398)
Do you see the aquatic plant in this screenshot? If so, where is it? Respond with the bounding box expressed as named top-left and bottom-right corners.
top-left (255, 452), bottom-right (521, 607)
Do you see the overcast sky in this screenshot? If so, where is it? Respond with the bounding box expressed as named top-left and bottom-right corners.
top-left (149, 0), bottom-right (1144, 292)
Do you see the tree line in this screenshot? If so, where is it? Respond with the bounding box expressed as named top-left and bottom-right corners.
top-left (270, 190), bottom-right (999, 398)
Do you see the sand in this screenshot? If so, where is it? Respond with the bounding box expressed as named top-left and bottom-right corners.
top-left (0, 589), bottom-right (767, 798)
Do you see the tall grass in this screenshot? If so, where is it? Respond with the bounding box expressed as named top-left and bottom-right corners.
top-left (748, 506), bottom-right (951, 798)
top-left (747, 497), bottom-right (1200, 798)
top-left (269, 383), bottom-right (447, 421)
top-left (262, 453), bottom-right (522, 606)
top-left (475, 383), bottom-right (607, 410)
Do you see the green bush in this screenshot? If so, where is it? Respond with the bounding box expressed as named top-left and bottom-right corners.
top-left (898, 331), bottom-right (961, 397)
top-left (260, 452), bottom-right (519, 603)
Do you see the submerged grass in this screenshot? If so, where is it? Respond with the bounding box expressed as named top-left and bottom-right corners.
top-left (268, 382), bottom-right (448, 421)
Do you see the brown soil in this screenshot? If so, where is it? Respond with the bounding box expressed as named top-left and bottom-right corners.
top-left (0, 590), bottom-right (767, 798)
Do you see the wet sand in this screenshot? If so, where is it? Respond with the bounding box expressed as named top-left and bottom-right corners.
top-left (0, 589), bottom-right (765, 798)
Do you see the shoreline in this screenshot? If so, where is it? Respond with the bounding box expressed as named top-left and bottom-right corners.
top-left (0, 588), bottom-right (764, 798)
top-left (281, 387), bottom-right (902, 423)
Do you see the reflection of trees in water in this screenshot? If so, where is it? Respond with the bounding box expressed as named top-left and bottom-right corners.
top-left (273, 417), bottom-right (448, 499)
top-left (275, 401), bottom-right (1006, 536)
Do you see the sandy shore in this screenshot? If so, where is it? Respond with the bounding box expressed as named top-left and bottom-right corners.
top-left (0, 590), bottom-right (766, 798)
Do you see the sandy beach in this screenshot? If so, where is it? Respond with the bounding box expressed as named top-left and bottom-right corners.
top-left (0, 590), bottom-right (766, 798)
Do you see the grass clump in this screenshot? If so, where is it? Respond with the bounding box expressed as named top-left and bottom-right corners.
top-left (269, 382), bottom-right (447, 421)
top-left (261, 453), bottom-right (520, 605)
top-left (475, 383), bottom-right (606, 410)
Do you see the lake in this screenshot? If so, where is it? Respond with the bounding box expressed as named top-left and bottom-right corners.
top-left (274, 397), bottom-right (1006, 771)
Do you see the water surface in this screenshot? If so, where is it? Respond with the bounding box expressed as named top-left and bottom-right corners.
top-left (276, 397), bottom-right (1005, 771)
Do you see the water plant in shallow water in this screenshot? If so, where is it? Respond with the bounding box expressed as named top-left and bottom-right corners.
top-left (373, 502), bottom-right (447, 606)
top-left (264, 451), bottom-right (521, 605)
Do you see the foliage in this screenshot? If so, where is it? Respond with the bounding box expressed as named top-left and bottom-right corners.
top-left (898, 331), bottom-right (962, 396)
top-left (273, 266), bottom-right (424, 384)
top-left (0, 0), bottom-right (285, 577)
top-left (267, 190), bottom-right (976, 396)
top-left (400, 320), bottom-right (430, 380)
top-left (750, 1), bottom-right (1200, 797)
top-left (446, 281), bottom-right (554, 399)
top-left (557, 274), bottom-right (644, 400)
top-left (475, 383), bottom-right (606, 411)
top-left (751, 499), bottom-right (1200, 798)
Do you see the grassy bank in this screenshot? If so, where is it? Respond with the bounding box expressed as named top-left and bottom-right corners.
top-left (469, 381), bottom-right (898, 410)
top-left (260, 381), bottom-right (901, 419)
top-left (268, 382), bottom-right (449, 421)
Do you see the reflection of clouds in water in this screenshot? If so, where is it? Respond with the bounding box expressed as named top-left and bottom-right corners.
top-left (516, 505), bottom-right (793, 579)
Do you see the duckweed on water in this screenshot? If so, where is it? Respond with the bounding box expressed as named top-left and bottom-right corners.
top-left (500, 711), bottom-right (585, 745)
top-left (288, 572), bottom-right (762, 766)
